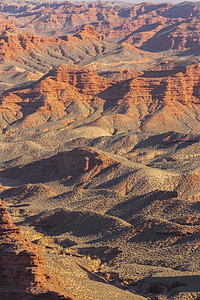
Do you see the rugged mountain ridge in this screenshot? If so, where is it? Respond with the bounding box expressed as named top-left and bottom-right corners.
top-left (1, 1), bottom-right (200, 54)
top-left (1, 62), bottom-right (200, 135)
top-left (0, 17), bottom-right (154, 90)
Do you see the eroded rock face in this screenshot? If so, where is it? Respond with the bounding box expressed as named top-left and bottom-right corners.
top-left (2, 62), bottom-right (200, 134)
top-left (0, 2), bottom-right (176, 46)
top-left (122, 64), bottom-right (200, 106)
top-left (0, 19), bottom-right (43, 60)
top-left (0, 199), bottom-right (72, 300)
top-left (0, 20), bottom-right (104, 61)
top-left (0, 16), bottom-right (136, 86)
top-left (0, 63), bottom-right (111, 132)
top-left (74, 24), bottom-right (104, 41)
top-left (2, 2), bottom-right (200, 54)
top-left (141, 18), bottom-right (200, 54)
top-left (47, 64), bottom-right (110, 96)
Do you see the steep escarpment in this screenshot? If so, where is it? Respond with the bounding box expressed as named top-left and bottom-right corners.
top-left (0, 2), bottom-right (175, 45)
top-left (0, 199), bottom-right (72, 300)
top-left (74, 24), bottom-right (105, 41)
top-left (89, 63), bottom-right (200, 134)
top-left (0, 20), bottom-right (107, 63)
top-left (47, 64), bottom-right (110, 96)
top-left (0, 19), bottom-right (43, 60)
top-left (121, 64), bottom-right (200, 106)
top-left (2, 62), bottom-right (200, 135)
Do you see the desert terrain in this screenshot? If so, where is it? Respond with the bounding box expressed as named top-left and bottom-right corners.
top-left (0, 1), bottom-right (200, 299)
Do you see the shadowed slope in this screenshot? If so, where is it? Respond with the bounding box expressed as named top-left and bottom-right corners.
top-left (0, 147), bottom-right (116, 184)
top-left (0, 199), bottom-right (73, 300)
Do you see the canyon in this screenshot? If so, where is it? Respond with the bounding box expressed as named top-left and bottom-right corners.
top-left (1, 1), bottom-right (200, 55)
top-left (0, 1), bottom-right (200, 300)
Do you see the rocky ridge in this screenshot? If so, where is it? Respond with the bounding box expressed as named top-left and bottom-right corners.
top-left (0, 17), bottom-right (154, 89)
top-left (1, 2), bottom-right (200, 54)
top-left (1, 62), bottom-right (200, 135)
top-left (1, 147), bottom-right (116, 184)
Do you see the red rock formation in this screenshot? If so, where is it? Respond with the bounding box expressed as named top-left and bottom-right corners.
top-left (0, 18), bottom-right (107, 64)
top-left (0, 199), bottom-right (73, 300)
top-left (2, 1), bottom-right (200, 53)
top-left (111, 63), bottom-right (200, 132)
top-left (0, 19), bottom-right (44, 60)
top-left (47, 64), bottom-right (110, 96)
top-left (0, 63), bottom-right (111, 132)
top-left (122, 64), bottom-right (200, 107)
top-left (0, 16), bottom-right (143, 89)
top-left (74, 24), bottom-right (104, 41)
top-left (2, 61), bottom-right (200, 134)
top-left (0, 2), bottom-right (174, 45)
